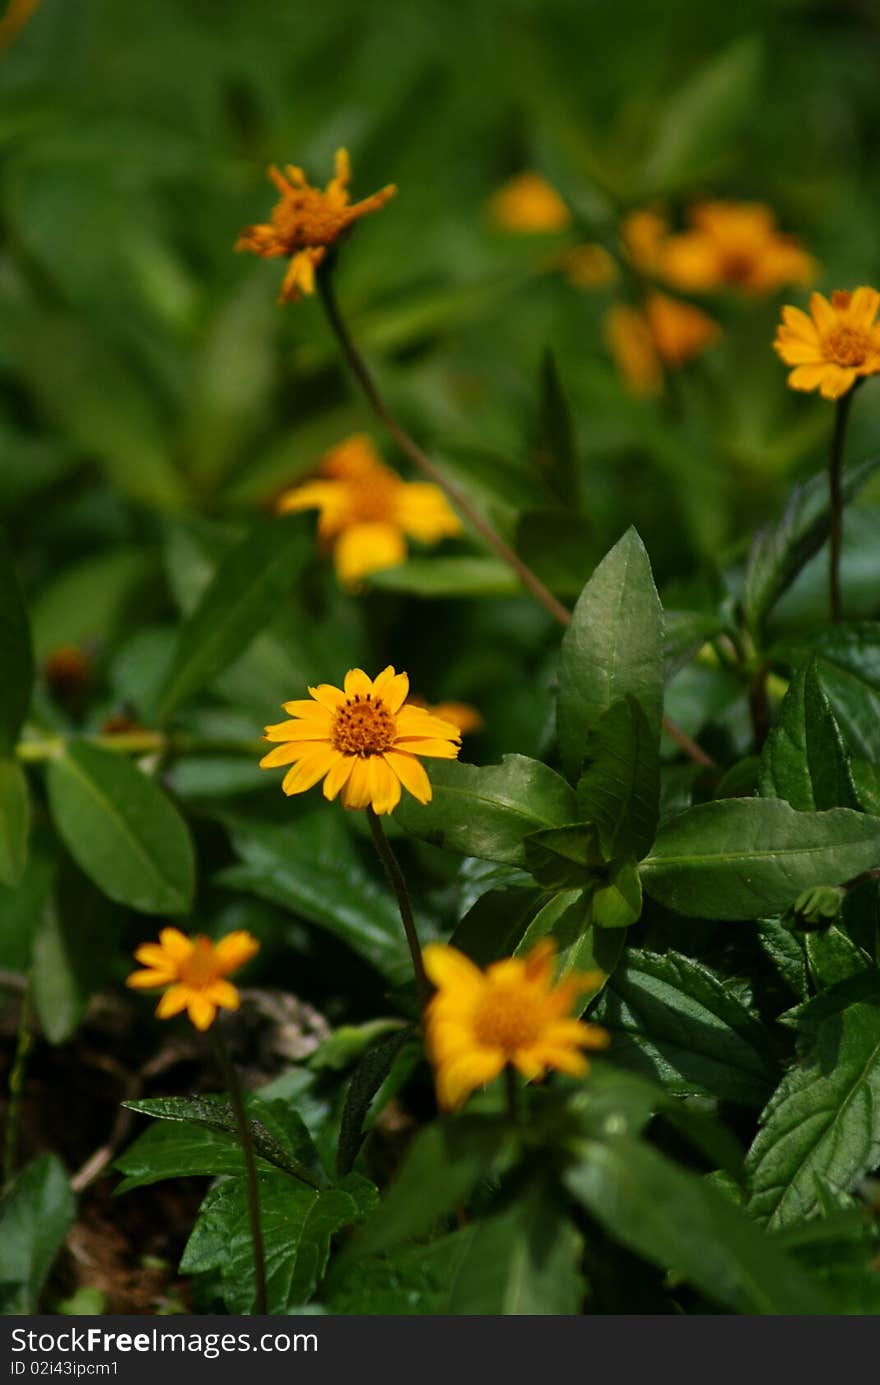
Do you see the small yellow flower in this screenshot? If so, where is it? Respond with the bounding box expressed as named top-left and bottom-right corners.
top-left (661, 200), bottom-right (816, 296)
top-left (127, 928), bottom-right (259, 1032)
top-left (236, 148), bottom-right (396, 302)
top-left (424, 939), bottom-right (609, 1110)
top-left (260, 666), bottom-right (461, 814)
top-left (774, 288), bottom-right (880, 400)
top-left (276, 434), bottom-right (461, 587)
top-left (561, 242), bottom-right (618, 290)
top-left (487, 171), bottom-right (571, 234)
top-left (420, 700), bottom-right (484, 736)
top-left (605, 293), bottom-right (719, 397)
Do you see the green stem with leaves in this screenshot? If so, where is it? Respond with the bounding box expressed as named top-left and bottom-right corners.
top-left (210, 1030), bottom-right (268, 1315)
top-left (828, 390), bottom-right (854, 624)
top-left (366, 806), bottom-right (430, 1009)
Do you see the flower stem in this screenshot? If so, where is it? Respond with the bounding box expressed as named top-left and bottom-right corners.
top-left (366, 806), bottom-right (430, 1009)
top-left (828, 390), bottom-right (854, 624)
top-left (210, 1030), bottom-right (268, 1315)
top-left (504, 1065), bottom-right (519, 1124)
top-left (317, 266), bottom-right (714, 770)
top-left (3, 980), bottom-right (32, 1188)
top-left (317, 266), bottom-right (571, 626)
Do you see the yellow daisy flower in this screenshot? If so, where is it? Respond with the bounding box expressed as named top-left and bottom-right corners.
top-left (487, 171), bottom-right (571, 234)
top-left (774, 288), bottom-right (880, 400)
top-left (276, 434), bottom-right (461, 587)
top-left (127, 928), bottom-right (259, 1032)
top-left (661, 200), bottom-right (816, 296)
top-left (235, 148), bottom-right (396, 302)
top-left (260, 665), bottom-right (461, 815)
top-left (418, 699), bottom-right (484, 736)
top-left (423, 939), bottom-right (610, 1110)
top-left (605, 292), bottom-right (719, 397)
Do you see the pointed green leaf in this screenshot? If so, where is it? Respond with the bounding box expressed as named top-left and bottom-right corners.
top-left (395, 755), bottom-right (577, 866)
top-left (46, 742), bottom-right (195, 914)
top-left (0, 1155), bottom-right (76, 1314)
top-left (577, 695), bottom-right (660, 860)
top-left (760, 660), bottom-right (859, 811)
top-left (557, 528), bottom-right (663, 782)
top-left (641, 798), bottom-right (880, 920)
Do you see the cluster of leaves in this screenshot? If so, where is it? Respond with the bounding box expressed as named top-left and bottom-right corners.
top-left (3, 0), bottom-right (880, 1318)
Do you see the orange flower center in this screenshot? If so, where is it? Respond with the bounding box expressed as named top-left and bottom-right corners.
top-left (332, 695), bottom-right (396, 757)
top-left (720, 249), bottom-right (757, 283)
top-left (177, 937), bottom-right (221, 989)
top-left (344, 470), bottom-right (400, 523)
top-left (823, 325), bottom-right (872, 368)
top-left (273, 190), bottom-right (348, 250)
top-left (472, 986), bottom-right (543, 1053)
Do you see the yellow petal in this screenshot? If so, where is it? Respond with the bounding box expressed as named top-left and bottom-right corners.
top-left (205, 979), bottom-right (241, 1010)
top-left (308, 682), bottom-right (347, 710)
top-left (215, 931), bottom-right (260, 974)
top-left (281, 744), bottom-right (339, 795)
top-left (818, 366), bottom-right (857, 400)
top-left (394, 483), bottom-right (461, 542)
top-left (158, 928), bottom-right (191, 961)
top-left (134, 943), bottom-right (175, 969)
top-left (322, 753), bottom-right (355, 801)
top-left (343, 668), bottom-right (373, 699)
top-left (423, 943), bottom-right (485, 996)
top-left (187, 994), bottom-right (217, 1031)
top-left (848, 286), bottom-right (880, 328)
top-left (436, 1050), bottom-right (506, 1110)
top-left (369, 756), bottom-right (402, 814)
top-left (264, 719), bottom-right (332, 742)
top-left (334, 521), bottom-right (406, 586)
top-left (523, 1045), bottom-right (588, 1077)
top-left (394, 706), bottom-right (462, 740)
top-left (383, 750), bottom-right (432, 804)
top-left (127, 968), bottom-right (175, 990)
top-left (391, 737), bottom-right (460, 759)
top-left (371, 665), bottom-right (409, 712)
top-left (260, 741), bottom-right (325, 768)
top-left (281, 699), bottom-right (335, 720)
top-left (155, 984), bottom-right (191, 1018)
top-left (809, 292), bottom-right (837, 333)
top-left (340, 756), bottom-right (373, 809)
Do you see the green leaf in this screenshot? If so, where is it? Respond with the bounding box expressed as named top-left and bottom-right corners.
top-left (121, 1094), bottom-right (324, 1188)
top-left (181, 1170), bottom-right (374, 1313)
top-left (804, 924), bottom-right (870, 990)
top-left (0, 535), bottom-right (34, 754)
top-left (641, 798), bottom-right (880, 920)
top-left (0, 759), bottom-right (30, 888)
top-left (746, 980), bottom-right (880, 1228)
top-left (639, 37), bottom-right (763, 194)
top-left (153, 515), bottom-right (310, 724)
top-left (759, 661), bottom-right (859, 811)
top-left (217, 814), bottom-right (410, 980)
top-left (30, 549), bottom-right (154, 664)
top-left (32, 863), bottom-right (121, 1044)
top-left (516, 890), bottom-right (625, 1006)
top-left (335, 1118), bottom-right (512, 1269)
top-left (449, 884), bottom-right (546, 967)
top-left (115, 1120), bottom-right (276, 1194)
top-left (444, 1182), bottom-right (583, 1314)
top-left (367, 557), bottom-right (519, 598)
top-left (395, 755), bottom-right (577, 867)
top-left (576, 695), bottom-right (660, 860)
top-left (592, 859), bottom-right (643, 928)
top-left (774, 624), bottom-right (880, 762)
top-left (557, 528), bottom-right (663, 782)
top-left (0, 1155), bottom-right (76, 1314)
top-left (589, 950), bottom-right (777, 1104)
top-left (565, 1135), bottom-right (828, 1314)
top-left (524, 823), bottom-right (604, 889)
top-left (337, 1028), bottom-right (415, 1178)
top-left (745, 457), bottom-right (880, 635)
top-left (46, 742), bottom-right (195, 914)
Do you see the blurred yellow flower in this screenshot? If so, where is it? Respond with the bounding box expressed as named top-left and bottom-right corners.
top-left (260, 666), bottom-right (461, 814)
top-left (277, 434), bottom-right (461, 587)
top-left (236, 148), bottom-right (396, 302)
top-left (424, 939), bottom-right (609, 1110)
top-left (621, 207), bottom-right (670, 276)
top-left (421, 700), bottom-right (484, 736)
top-left (774, 287), bottom-right (880, 399)
top-left (487, 171), bottom-right (571, 234)
top-left (662, 201), bottom-right (815, 296)
top-left (605, 292), bottom-right (719, 396)
top-left (561, 242), bottom-right (618, 289)
top-left (127, 928), bottom-right (259, 1032)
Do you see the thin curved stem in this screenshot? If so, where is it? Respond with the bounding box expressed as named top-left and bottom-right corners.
top-left (828, 390), bottom-right (854, 624)
top-left (366, 806), bottom-right (430, 1009)
top-left (317, 267), bottom-right (715, 770)
top-left (210, 1030), bottom-right (268, 1315)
